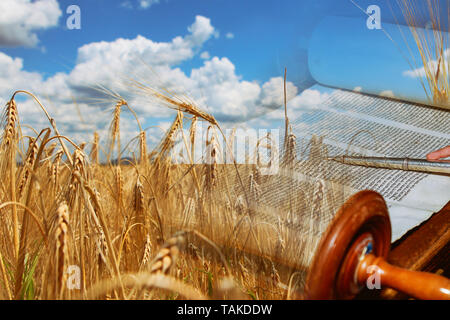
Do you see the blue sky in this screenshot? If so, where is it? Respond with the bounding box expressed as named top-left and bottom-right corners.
top-left (3, 0), bottom-right (438, 87)
top-left (2, 0), bottom-right (335, 83)
top-left (0, 0), bottom-right (444, 156)
top-left (308, 15), bottom-right (430, 102)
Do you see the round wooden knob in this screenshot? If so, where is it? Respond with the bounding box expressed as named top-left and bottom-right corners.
top-left (304, 190), bottom-right (391, 299)
top-left (356, 253), bottom-right (450, 300)
top-left (304, 190), bottom-right (450, 300)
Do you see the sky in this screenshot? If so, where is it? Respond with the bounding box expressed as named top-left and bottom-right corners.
top-left (0, 0), bottom-right (445, 159)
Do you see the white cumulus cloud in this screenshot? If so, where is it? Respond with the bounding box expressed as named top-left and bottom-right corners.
top-left (140, 0), bottom-right (160, 9)
top-left (264, 88), bottom-right (330, 120)
top-left (403, 49), bottom-right (450, 80)
top-left (225, 32), bottom-right (234, 39)
top-left (200, 51), bottom-right (210, 60)
top-left (0, 53), bottom-right (44, 97)
top-left (0, 0), bottom-right (62, 47)
top-left (380, 90), bottom-right (395, 98)
top-left (0, 15), bottom-right (308, 152)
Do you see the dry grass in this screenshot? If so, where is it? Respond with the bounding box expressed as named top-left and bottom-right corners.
top-left (398, 0), bottom-right (450, 107)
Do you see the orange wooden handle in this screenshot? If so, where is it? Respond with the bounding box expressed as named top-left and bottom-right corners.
top-left (357, 254), bottom-right (450, 300)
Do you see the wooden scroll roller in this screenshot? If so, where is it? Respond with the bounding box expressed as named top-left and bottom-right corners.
top-left (304, 190), bottom-right (450, 300)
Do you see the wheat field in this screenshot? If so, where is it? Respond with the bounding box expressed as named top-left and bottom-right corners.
top-left (0, 88), bottom-right (338, 300)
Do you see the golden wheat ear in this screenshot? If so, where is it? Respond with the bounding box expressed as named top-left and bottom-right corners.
top-left (96, 227), bottom-right (108, 275)
top-left (1, 97), bottom-right (20, 261)
top-left (148, 232), bottom-right (186, 274)
top-left (90, 131), bottom-right (99, 165)
top-left (54, 202), bottom-right (70, 299)
top-left (139, 131), bottom-right (147, 164)
top-left (140, 234), bottom-right (152, 270)
top-left (107, 99), bottom-right (126, 163)
top-left (17, 137), bottom-right (38, 200)
top-left (2, 98), bottom-right (18, 150)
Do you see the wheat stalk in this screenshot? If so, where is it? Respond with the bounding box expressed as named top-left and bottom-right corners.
top-left (17, 138), bottom-right (39, 199)
top-left (153, 111), bottom-right (183, 161)
top-left (132, 82), bottom-right (218, 125)
top-left (134, 176), bottom-right (147, 239)
top-left (52, 149), bottom-right (63, 188)
top-left (140, 235), bottom-right (152, 270)
top-left (1, 98), bottom-right (20, 258)
top-left (134, 177), bottom-right (145, 215)
top-left (115, 166), bottom-right (124, 211)
top-left (84, 272), bottom-right (207, 300)
top-left (189, 116), bottom-right (197, 161)
top-left (139, 131), bottom-right (147, 164)
top-left (45, 142), bottom-right (57, 158)
top-left (398, 0), bottom-right (450, 107)
top-left (149, 232), bottom-right (185, 274)
top-left (205, 126), bottom-right (220, 188)
top-left (55, 202), bottom-right (69, 299)
top-left (2, 98), bottom-right (18, 150)
top-left (283, 132), bottom-right (297, 168)
top-left (90, 132), bottom-right (99, 165)
top-left (108, 99), bottom-right (126, 163)
top-left (96, 227), bottom-right (108, 276)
